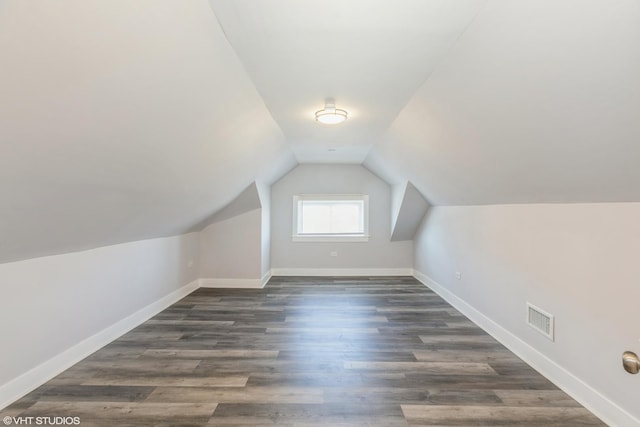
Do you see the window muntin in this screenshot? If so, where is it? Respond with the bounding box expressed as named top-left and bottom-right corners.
top-left (293, 194), bottom-right (369, 242)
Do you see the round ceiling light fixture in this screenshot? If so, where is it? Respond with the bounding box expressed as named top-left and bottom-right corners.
top-left (315, 99), bottom-right (348, 125)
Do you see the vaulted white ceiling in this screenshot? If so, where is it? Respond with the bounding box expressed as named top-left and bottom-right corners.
top-left (365, 0), bottom-right (640, 204)
top-left (0, 0), bottom-right (295, 263)
top-left (209, 0), bottom-right (485, 163)
top-left (1, 0), bottom-right (639, 262)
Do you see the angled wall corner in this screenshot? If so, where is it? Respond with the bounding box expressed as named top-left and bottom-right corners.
top-left (193, 182), bottom-right (263, 231)
top-left (198, 181), bottom-right (272, 286)
top-left (390, 181), bottom-right (430, 241)
top-left (255, 181), bottom-right (273, 279)
top-left (391, 181), bottom-right (409, 235)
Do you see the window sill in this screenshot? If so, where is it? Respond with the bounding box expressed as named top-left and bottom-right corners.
top-left (292, 235), bottom-right (370, 243)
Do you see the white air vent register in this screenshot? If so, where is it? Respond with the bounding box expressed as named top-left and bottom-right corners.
top-left (527, 302), bottom-right (554, 341)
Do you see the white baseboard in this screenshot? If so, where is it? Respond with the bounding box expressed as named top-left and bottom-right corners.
top-left (10, 269), bottom-right (633, 426)
top-left (412, 269), bottom-right (639, 427)
top-left (0, 280), bottom-right (199, 411)
top-left (199, 277), bottom-right (265, 289)
top-left (261, 270), bottom-right (272, 287)
top-left (270, 267), bottom-right (413, 277)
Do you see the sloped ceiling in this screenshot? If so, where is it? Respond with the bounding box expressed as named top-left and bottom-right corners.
top-left (194, 182), bottom-right (262, 230)
top-left (209, 0), bottom-right (486, 163)
top-left (0, 1), bottom-right (295, 263)
top-left (365, 0), bottom-right (640, 204)
top-left (2, 0), bottom-right (640, 263)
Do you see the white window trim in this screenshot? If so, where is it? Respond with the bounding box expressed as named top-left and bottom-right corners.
top-left (292, 194), bottom-right (370, 242)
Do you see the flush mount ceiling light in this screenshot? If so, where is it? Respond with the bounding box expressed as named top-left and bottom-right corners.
top-left (315, 100), bottom-right (348, 125)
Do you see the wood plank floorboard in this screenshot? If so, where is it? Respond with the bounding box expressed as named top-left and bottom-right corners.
top-left (1, 276), bottom-right (606, 426)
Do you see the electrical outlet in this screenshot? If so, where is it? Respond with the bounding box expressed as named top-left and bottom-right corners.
top-left (330, 251), bottom-right (338, 257)
top-left (455, 271), bottom-right (462, 280)
top-left (188, 260), bottom-right (194, 268)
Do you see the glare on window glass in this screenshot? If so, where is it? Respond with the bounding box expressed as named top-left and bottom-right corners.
top-left (299, 200), bottom-right (364, 235)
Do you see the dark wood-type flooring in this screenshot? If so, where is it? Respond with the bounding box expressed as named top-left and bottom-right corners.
top-left (2, 276), bottom-right (605, 426)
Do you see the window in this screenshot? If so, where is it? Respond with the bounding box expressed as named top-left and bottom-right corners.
top-left (292, 194), bottom-right (369, 242)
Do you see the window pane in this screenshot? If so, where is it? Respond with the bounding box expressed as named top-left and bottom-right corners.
top-left (300, 203), bottom-right (332, 234)
top-left (299, 199), bottom-right (364, 235)
top-left (330, 203), bottom-right (362, 233)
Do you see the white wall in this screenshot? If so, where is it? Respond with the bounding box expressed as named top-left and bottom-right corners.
top-left (0, 232), bottom-right (200, 408)
top-left (256, 182), bottom-right (272, 278)
top-left (414, 203), bottom-right (640, 425)
top-left (390, 181), bottom-right (407, 233)
top-left (199, 209), bottom-right (262, 281)
top-left (271, 164), bottom-right (413, 274)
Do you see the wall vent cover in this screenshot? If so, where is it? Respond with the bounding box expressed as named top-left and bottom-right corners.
top-left (526, 302), bottom-right (554, 341)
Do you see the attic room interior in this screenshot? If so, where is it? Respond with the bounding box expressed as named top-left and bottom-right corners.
top-left (1, 0), bottom-right (639, 426)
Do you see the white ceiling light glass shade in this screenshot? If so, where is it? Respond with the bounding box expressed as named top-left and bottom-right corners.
top-left (315, 101), bottom-right (348, 125)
